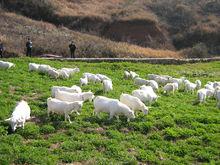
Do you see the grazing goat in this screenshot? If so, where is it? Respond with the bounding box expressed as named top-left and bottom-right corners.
top-left (5, 100), bottom-right (31, 131)
top-left (47, 98), bottom-right (83, 123)
top-left (94, 96), bottom-right (135, 122)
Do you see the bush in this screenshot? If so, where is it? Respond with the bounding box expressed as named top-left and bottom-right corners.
top-left (203, 1), bottom-right (220, 14)
top-left (181, 43), bottom-right (209, 58)
top-left (2, 0), bottom-right (56, 21)
top-left (190, 43), bottom-right (209, 58)
top-left (40, 124), bottom-right (55, 134)
top-left (17, 123), bottom-right (40, 139)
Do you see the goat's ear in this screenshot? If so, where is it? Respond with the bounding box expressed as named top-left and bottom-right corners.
top-left (5, 118), bottom-right (11, 122)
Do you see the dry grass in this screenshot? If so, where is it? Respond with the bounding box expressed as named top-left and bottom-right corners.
top-left (1, 0), bottom-right (219, 57)
top-left (0, 11), bottom-right (181, 58)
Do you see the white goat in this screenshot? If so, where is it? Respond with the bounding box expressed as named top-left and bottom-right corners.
top-left (184, 80), bottom-right (200, 93)
top-left (197, 88), bottom-right (214, 103)
top-left (130, 71), bottom-right (139, 79)
top-left (169, 77), bottom-right (186, 87)
top-left (103, 79), bottom-right (113, 93)
top-left (132, 85), bottom-right (158, 104)
top-left (48, 68), bottom-right (60, 79)
top-left (120, 93), bottom-right (148, 115)
top-left (134, 77), bottom-right (148, 86)
top-left (51, 85), bottom-right (82, 97)
top-left (146, 80), bottom-right (159, 92)
top-left (205, 84), bottom-right (215, 91)
top-left (148, 74), bottom-right (171, 85)
top-left (0, 60), bottom-right (15, 69)
top-left (163, 82), bottom-right (178, 94)
top-left (57, 69), bottom-right (69, 79)
top-left (96, 74), bottom-right (111, 81)
top-left (38, 64), bottom-right (52, 74)
top-left (80, 76), bottom-right (88, 86)
top-left (55, 90), bottom-right (94, 102)
top-left (94, 96), bottom-right (135, 122)
top-left (213, 81), bottom-right (220, 89)
top-left (29, 63), bottom-right (40, 72)
top-left (83, 73), bottom-right (101, 83)
top-left (195, 80), bottom-right (202, 89)
top-left (124, 71), bottom-right (131, 79)
top-left (47, 98), bottom-right (83, 123)
top-left (5, 100), bottom-right (31, 131)
top-left (60, 67), bottom-right (80, 77)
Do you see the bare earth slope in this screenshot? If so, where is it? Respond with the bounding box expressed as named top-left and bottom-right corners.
top-left (0, 0), bottom-right (219, 57)
top-left (0, 11), bottom-right (180, 58)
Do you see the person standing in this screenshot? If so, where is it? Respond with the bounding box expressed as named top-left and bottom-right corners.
top-left (0, 40), bottom-right (4, 58)
top-left (69, 41), bottom-right (76, 58)
top-left (26, 38), bottom-right (32, 57)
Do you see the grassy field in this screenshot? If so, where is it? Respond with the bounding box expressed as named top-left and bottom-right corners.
top-left (0, 58), bottom-right (220, 164)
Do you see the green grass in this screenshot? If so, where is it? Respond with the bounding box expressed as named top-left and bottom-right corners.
top-left (0, 57), bottom-right (220, 164)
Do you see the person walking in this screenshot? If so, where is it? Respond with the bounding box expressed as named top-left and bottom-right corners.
top-left (26, 38), bottom-right (32, 57)
top-left (69, 41), bottom-right (76, 58)
top-left (0, 40), bottom-right (4, 58)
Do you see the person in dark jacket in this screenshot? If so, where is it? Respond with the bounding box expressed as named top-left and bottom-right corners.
top-left (0, 40), bottom-right (3, 58)
top-left (26, 38), bottom-right (32, 57)
top-left (69, 41), bottom-right (76, 58)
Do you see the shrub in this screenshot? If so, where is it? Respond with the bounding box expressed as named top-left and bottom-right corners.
top-left (17, 123), bottom-right (40, 139)
top-left (40, 124), bottom-right (55, 134)
top-left (182, 43), bottom-right (209, 58)
top-left (190, 43), bottom-right (209, 58)
top-left (203, 1), bottom-right (220, 14)
top-left (2, 0), bottom-right (56, 21)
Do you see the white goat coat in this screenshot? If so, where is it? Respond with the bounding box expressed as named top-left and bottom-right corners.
top-left (55, 90), bottom-right (94, 102)
top-left (132, 86), bottom-right (158, 104)
top-left (184, 80), bottom-right (197, 92)
top-left (38, 64), bottom-right (52, 74)
top-left (169, 77), bottom-right (185, 87)
top-left (96, 74), bottom-right (111, 81)
top-left (5, 100), bottom-right (31, 131)
top-left (80, 76), bottom-right (88, 86)
top-left (51, 85), bottom-right (82, 97)
top-left (47, 98), bottom-right (83, 123)
top-left (197, 88), bottom-right (214, 103)
top-left (147, 80), bottom-right (159, 91)
top-left (163, 82), bottom-right (178, 93)
top-left (205, 84), bottom-right (215, 91)
top-left (83, 73), bottom-right (101, 83)
top-left (48, 68), bottom-right (60, 79)
top-left (103, 79), bottom-right (113, 93)
top-left (94, 96), bottom-right (135, 121)
top-left (29, 63), bottom-right (40, 72)
top-left (120, 93), bottom-right (148, 115)
top-left (57, 69), bottom-right (69, 79)
top-left (130, 71), bottom-right (139, 79)
top-left (124, 71), bottom-right (131, 79)
top-left (134, 77), bottom-right (148, 86)
top-left (213, 82), bottom-right (220, 89)
top-left (60, 68), bottom-right (80, 77)
top-left (0, 61), bottom-right (15, 69)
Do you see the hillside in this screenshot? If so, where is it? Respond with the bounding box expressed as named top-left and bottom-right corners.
top-left (0, 0), bottom-right (220, 57)
top-left (0, 11), bottom-right (180, 58)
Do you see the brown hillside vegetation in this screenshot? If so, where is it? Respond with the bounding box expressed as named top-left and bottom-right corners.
top-left (0, 11), bottom-right (180, 58)
top-left (0, 0), bottom-right (220, 57)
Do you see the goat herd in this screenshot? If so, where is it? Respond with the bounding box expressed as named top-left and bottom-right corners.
top-left (1, 60), bottom-right (220, 132)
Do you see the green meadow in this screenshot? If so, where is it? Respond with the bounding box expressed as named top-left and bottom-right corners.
top-left (0, 58), bottom-right (219, 164)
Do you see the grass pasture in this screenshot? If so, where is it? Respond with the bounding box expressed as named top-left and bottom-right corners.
top-left (0, 58), bottom-right (220, 164)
